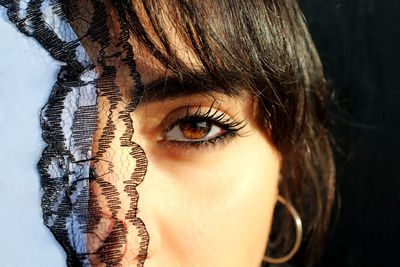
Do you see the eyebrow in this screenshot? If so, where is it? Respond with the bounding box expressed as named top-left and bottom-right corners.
top-left (138, 71), bottom-right (246, 104)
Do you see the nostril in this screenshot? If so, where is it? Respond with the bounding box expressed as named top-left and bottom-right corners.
top-left (117, 212), bottom-right (162, 265)
top-left (86, 213), bottom-right (129, 265)
top-left (85, 214), bottom-right (160, 266)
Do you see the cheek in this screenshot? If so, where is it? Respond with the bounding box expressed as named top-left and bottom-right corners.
top-left (139, 133), bottom-right (280, 266)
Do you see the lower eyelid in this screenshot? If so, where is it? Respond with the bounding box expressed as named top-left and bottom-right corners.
top-left (157, 131), bottom-right (238, 153)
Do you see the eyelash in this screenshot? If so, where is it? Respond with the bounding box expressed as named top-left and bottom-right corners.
top-left (160, 104), bottom-right (247, 150)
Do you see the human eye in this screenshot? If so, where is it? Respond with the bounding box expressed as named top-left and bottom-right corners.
top-left (159, 104), bottom-right (246, 150)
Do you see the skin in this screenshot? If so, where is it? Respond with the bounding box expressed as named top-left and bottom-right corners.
top-left (133, 94), bottom-right (281, 267)
top-left (78, 2), bottom-right (281, 266)
top-left (89, 91), bottom-right (281, 267)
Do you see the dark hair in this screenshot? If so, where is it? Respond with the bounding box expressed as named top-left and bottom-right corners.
top-left (108, 0), bottom-right (335, 266)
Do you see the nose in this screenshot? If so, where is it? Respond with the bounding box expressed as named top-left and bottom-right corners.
top-left (86, 92), bottom-right (163, 265)
top-left (87, 142), bottom-right (160, 265)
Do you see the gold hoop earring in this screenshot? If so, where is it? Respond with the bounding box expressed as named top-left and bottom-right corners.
top-left (263, 195), bottom-right (303, 264)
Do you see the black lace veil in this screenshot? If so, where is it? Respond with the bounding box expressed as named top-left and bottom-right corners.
top-left (1, 1), bottom-right (149, 266)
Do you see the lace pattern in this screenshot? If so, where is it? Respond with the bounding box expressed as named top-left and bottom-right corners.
top-left (1, 1), bottom-right (150, 266)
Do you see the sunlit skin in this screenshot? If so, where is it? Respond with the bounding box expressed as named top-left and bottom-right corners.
top-left (133, 94), bottom-right (281, 267)
top-left (80, 2), bottom-right (281, 266)
top-left (89, 94), bottom-right (281, 267)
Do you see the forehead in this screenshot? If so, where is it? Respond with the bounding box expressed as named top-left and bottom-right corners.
top-left (71, 0), bottom-right (250, 105)
top-left (107, 2), bottom-right (247, 103)
top-left (125, 11), bottom-right (203, 86)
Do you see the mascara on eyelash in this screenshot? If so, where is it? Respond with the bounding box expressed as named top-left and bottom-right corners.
top-left (166, 103), bottom-right (247, 132)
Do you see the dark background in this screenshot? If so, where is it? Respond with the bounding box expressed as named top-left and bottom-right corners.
top-left (300, 0), bottom-right (400, 266)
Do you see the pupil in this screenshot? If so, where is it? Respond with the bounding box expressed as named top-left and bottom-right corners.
top-left (180, 121), bottom-right (211, 139)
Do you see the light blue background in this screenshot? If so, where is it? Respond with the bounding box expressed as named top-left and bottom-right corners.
top-left (0, 7), bottom-right (66, 267)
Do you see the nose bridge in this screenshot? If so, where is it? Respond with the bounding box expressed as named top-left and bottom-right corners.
top-left (87, 93), bottom-right (152, 266)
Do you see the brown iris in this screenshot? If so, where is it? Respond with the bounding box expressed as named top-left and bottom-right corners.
top-left (179, 120), bottom-right (211, 139)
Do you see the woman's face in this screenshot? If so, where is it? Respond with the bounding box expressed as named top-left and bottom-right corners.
top-left (85, 7), bottom-right (281, 267)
